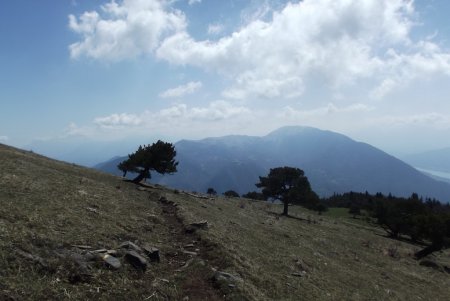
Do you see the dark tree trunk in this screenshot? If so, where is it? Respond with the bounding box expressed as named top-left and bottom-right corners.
top-left (122, 171), bottom-right (127, 177)
top-left (414, 242), bottom-right (444, 260)
top-left (282, 202), bottom-right (289, 216)
top-left (132, 170), bottom-right (148, 184)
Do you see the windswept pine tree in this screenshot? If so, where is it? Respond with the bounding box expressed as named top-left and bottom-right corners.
top-left (118, 140), bottom-right (178, 184)
top-left (256, 166), bottom-right (317, 216)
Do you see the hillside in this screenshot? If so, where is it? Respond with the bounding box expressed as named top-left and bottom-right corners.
top-left (96, 126), bottom-right (450, 202)
top-left (1, 143), bottom-right (450, 300)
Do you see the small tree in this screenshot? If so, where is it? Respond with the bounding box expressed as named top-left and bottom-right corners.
top-left (256, 166), bottom-right (315, 216)
top-left (242, 191), bottom-right (267, 201)
top-left (223, 190), bottom-right (240, 198)
top-left (207, 187), bottom-right (217, 196)
top-left (118, 140), bottom-right (178, 184)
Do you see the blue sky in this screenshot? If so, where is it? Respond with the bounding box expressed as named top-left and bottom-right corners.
top-left (1, 0), bottom-right (450, 163)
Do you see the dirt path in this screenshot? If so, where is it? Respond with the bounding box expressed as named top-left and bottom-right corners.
top-left (157, 196), bottom-right (224, 301)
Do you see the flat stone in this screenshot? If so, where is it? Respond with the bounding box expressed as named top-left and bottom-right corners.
top-left (190, 220), bottom-right (208, 229)
top-left (143, 244), bottom-right (160, 262)
top-left (182, 250), bottom-right (198, 256)
top-left (100, 254), bottom-right (121, 269)
top-left (291, 272), bottom-right (306, 277)
top-left (125, 251), bottom-right (148, 271)
top-left (119, 241), bottom-right (142, 252)
top-left (92, 248), bottom-right (108, 253)
top-left (72, 245), bottom-right (92, 250)
top-left (213, 271), bottom-right (243, 283)
top-left (184, 243), bottom-right (195, 248)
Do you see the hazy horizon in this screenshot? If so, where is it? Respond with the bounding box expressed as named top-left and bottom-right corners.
top-left (2, 0), bottom-right (450, 156)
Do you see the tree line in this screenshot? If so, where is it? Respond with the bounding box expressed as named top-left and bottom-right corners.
top-left (322, 191), bottom-right (450, 258)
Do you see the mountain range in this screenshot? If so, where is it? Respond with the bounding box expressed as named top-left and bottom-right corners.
top-left (95, 126), bottom-right (450, 202)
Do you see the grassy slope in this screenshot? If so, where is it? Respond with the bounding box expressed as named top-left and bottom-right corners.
top-left (1, 144), bottom-right (449, 300)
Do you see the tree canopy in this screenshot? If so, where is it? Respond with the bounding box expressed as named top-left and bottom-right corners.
top-left (118, 140), bottom-right (178, 184)
top-left (256, 166), bottom-right (317, 216)
top-left (223, 190), bottom-right (240, 198)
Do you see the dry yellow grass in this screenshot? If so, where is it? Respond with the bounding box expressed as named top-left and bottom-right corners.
top-left (1, 143), bottom-right (449, 300)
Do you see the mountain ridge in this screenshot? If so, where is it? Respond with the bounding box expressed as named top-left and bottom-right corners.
top-left (95, 126), bottom-right (450, 202)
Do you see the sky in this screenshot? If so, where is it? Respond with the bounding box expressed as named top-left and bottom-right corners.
top-left (1, 0), bottom-right (450, 162)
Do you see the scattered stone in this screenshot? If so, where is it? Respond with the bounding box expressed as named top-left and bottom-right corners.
top-left (201, 205), bottom-right (207, 208)
top-left (125, 251), bottom-right (148, 271)
top-left (92, 248), bottom-right (108, 254)
top-left (72, 245), bottom-right (92, 250)
top-left (160, 278), bottom-right (170, 284)
top-left (213, 271), bottom-right (243, 284)
top-left (228, 284), bottom-right (236, 288)
top-left (106, 250), bottom-right (118, 256)
top-left (86, 207), bottom-right (99, 214)
top-left (119, 241), bottom-right (142, 252)
top-left (177, 258), bottom-right (194, 271)
top-left (190, 220), bottom-right (208, 229)
top-left (291, 272), bottom-right (306, 277)
top-left (100, 254), bottom-right (121, 269)
top-left (182, 250), bottom-right (198, 256)
top-left (184, 243), bottom-right (195, 248)
top-left (143, 244), bottom-right (160, 262)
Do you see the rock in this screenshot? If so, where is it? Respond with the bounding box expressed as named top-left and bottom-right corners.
top-left (72, 245), bottom-right (92, 250)
top-left (190, 220), bottom-right (208, 229)
top-left (119, 241), bottom-right (142, 252)
top-left (177, 258), bottom-right (194, 271)
top-left (184, 243), bottom-right (195, 248)
top-left (182, 250), bottom-right (198, 256)
top-left (213, 271), bottom-right (243, 284)
top-left (125, 251), bottom-right (148, 271)
top-left (86, 207), bottom-right (99, 214)
top-left (143, 244), bottom-right (160, 262)
top-left (291, 272), bottom-right (306, 277)
top-left (92, 248), bottom-right (108, 254)
top-left (100, 254), bottom-right (121, 269)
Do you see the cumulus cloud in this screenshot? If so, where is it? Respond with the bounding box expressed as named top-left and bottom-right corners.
top-left (94, 113), bottom-right (142, 128)
top-left (281, 103), bottom-right (374, 119)
top-left (378, 113), bottom-right (450, 127)
top-left (159, 81), bottom-right (202, 98)
top-left (69, 0), bottom-right (450, 100)
top-left (188, 0), bottom-right (201, 5)
top-left (68, 0), bottom-right (186, 60)
top-left (156, 0), bottom-right (450, 99)
top-left (207, 23), bottom-right (224, 35)
top-left (0, 136), bottom-right (9, 142)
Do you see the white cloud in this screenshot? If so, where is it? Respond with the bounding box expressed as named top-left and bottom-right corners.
top-left (159, 81), bottom-right (202, 98)
top-left (156, 0), bottom-right (450, 100)
top-left (0, 136), bottom-right (9, 142)
top-left (68, 0), bottom-right (186, 60)
top-left (75, 101), bottom-right (254, 139)
top-left (378, 113), bottom-right (450, 128)
top-left (188, 0), bottom-right (201, 5)
top-left (154, 100), bottom-right (251, 122)
top-left (94, 113), bottom-right (142, 128)
top-left (207, 23), bottom-right (224, 35)
top-left (69, 0), bottom-right (450, 102)
top-left (281, 103), bottom-right (374, 119)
